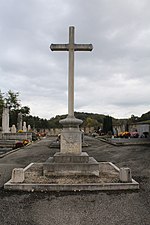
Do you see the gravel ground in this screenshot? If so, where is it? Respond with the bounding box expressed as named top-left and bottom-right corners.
top-left (0, 136), bottom-right (150, 225)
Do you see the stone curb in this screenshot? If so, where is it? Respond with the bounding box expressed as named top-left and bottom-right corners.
top-left (96, 137), bottom-right (150, 146)
top-left (4, 179), bottom-right (139, 192)
top-left (0, 141), bottom-right (38, 158)
top-left (0, 148), bottom-right (22, 158)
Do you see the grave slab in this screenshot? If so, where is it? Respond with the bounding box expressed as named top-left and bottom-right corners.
top-left (4, 162), bottom-right (139, 191)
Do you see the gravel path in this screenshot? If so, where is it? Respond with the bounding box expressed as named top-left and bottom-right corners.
top-left (0, 136), bottom-right (150, 225)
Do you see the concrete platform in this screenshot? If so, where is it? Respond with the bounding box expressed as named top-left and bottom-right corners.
top-left (43, 157), bottom-right (99, 176)
top-left (4, 162), bottom-right (139, 192)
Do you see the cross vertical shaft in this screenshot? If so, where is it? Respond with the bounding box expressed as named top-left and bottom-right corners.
top-left (68, 26), bottom-right (74, 117)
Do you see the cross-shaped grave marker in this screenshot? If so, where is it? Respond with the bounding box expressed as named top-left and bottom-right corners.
top-left (50, 26), bottom-right (93, 118)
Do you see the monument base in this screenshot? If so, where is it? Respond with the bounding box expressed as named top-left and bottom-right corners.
top-left (53, 152), bottom-right (89, 163)
top-left (43, 156), bottom-right (99, 177)
top-left (4, 161), bottom-right (139, 192)
top-left (59, 116), bottom-right (83, 154)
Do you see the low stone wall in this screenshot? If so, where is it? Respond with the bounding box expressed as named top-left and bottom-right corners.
top-left (1, 132), bottom-right (32, 141)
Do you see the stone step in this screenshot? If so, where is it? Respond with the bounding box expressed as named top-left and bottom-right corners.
top-left (43, 157), bottom-right (99, 176)
top-left (53, 152), bottom-right (89, 163)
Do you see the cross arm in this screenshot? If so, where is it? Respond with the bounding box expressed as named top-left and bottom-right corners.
top-left (50, 44), bottom-right (69, 51)
top-left (74, 44), bottom-right (93, 51)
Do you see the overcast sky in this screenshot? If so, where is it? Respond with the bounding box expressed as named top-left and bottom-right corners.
top-left (0, 0), bottom-right (150, 119)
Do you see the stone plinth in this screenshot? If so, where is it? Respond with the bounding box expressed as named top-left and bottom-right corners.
top-left (60, 129), bottom-right (82, 154)
top-left (43, 157), bottom-right (99, 176)
top-left (60, 117), bottom-right (83, 154)
top-left (53, 152), bottom-right (89, 163)
top-left (43, 154), bottom-right (99, 176)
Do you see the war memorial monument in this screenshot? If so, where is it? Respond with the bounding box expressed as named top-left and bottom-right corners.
top-left (4, 27), bottom-right (139, 191)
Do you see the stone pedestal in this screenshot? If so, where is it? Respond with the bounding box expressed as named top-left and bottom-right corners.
top-left (60, 129), bottom-right (82, 154)
top-left (43, 116), bottom-right (100, 177)
top-left (43, 156), bottom-right (99, 176)
top-left (59, 116), bottom-right (82, 154)
top-left (60, 117), bottom-right (82, 155)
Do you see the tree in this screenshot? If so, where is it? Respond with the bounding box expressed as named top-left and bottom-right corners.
top-left (20, 106), bottom-right (30, 116)
top-left (85, 117), bottom-right (98, 129)
top-left (139, 111), bottom-right (150, 122)
top-left (0, 90), bottom-right (30, 127)
top-left (4, 90), bottom-right (21, 110)
top-left (103, 116), bottom-right (113, 134)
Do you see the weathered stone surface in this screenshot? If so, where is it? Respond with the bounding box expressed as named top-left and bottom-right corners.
top-left (59, 117), bottom-right (83, 154)
top-left (2, 107), bottom-right (9, 133)
top-left (60, 129), bottom-right (82, 154)
top-left (24, 163), bottom-right (43, 179)
top-left (50, 26), bottom-right (92, 117)
top-left (53, 152), bottom-right (89, 163)
top-left (43, 157), bottom-right (99, 176)
top-left (4, 161), bottom-right (139, 191)
top-left (119, 167), bottom-right (132, 182)
top-left (11, 168), bottom-right (24, 183)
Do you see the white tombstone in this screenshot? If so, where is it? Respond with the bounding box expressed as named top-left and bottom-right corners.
top-left (2, 107), bottom-right (10, 133)
top-left (11, 124), bottom-right (16, 133)
top-left (23, 121), bottom-right (27, 132)
top-left (28, 124), bottom-right (31, 131)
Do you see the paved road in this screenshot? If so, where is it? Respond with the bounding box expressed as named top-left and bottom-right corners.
top-left (0, 136), bottom-right (150, 225)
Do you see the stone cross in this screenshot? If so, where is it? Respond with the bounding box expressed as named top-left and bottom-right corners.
top-left (50, 26), bottom-right (93, 118)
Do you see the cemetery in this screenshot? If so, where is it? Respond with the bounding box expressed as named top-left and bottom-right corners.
top-left (0, 106), bottom-right (33, 151)
top-left (1, 0), bottom-right (150, 223)
top-left (0, 25), bottom-right (149, 225)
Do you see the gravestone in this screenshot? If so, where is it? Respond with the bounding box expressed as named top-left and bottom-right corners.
top-left (23, 122), bottom-right (27, 132)
top-left (11, 125), bottom-right (17, 133)
top-left (17, 112), bottom-right (22, 131)
top-left (28, 125), bottom-right (31, 131)
top-left (2, 107), bottom-right (10, 133)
